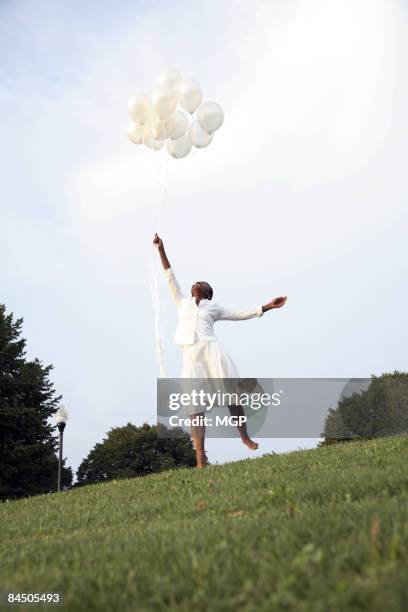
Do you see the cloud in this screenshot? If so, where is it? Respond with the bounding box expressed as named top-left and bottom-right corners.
top-left (64, 0), bottom-right (401, 234)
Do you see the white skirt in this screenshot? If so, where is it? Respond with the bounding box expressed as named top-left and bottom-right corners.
top-left (180, 339), bottom-right (240, 415)
top-left (181, 339), bottom-right (240, 378)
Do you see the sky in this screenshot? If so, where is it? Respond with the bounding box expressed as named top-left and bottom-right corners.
top-left (1, 0), bottom-right (407, 475)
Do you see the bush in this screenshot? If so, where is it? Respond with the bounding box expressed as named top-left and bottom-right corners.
top-left (76, 423), bottom-right (195, 485)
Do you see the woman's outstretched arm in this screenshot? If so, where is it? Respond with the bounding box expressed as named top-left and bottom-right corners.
top-left (218, 296), bottom-right (287, 321)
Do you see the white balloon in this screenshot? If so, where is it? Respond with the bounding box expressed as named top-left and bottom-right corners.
top-left (197, 101), bottom-right (224, 134)
top-left (177, 78), bottom-right (202, 114)
top-left (127, 121), bottom-right (144, 145)
top-left (167, 133), bottom-right (192, 159)
top-left (128, 93), bottom-right (150, 125)
top-left (144, 136), bottom-right (166, 151)
top-left (189, 120), bottom-right (213, 148)
top-left (142, 119), bottom-right (166, 144)
top-left (164, 111), bottom-right (189, 140)
top-left (151, 86), bottom-right (178, 119)
top-left (158, 67), bottom-right (182, 90)
top-left (150, 121), bottom-right (167, 141)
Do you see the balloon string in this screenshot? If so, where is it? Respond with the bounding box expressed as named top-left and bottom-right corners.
top-left (149, 148), bottom-right (171, 379)
top-left (149, 256), bottom-right (167, 377)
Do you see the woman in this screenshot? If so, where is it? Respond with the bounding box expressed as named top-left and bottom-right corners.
top-left (153, 233), bottom-right (287, 468)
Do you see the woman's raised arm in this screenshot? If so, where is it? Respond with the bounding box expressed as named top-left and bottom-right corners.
top-left (153, 233), bottom-right (171, 270)
top-left (153, 234), bottom-right (185, 308)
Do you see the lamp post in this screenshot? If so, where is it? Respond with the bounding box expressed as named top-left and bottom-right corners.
top-left (54, 406), bottom-right (69, 492)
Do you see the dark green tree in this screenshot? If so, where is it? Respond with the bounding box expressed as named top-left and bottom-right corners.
top-left (76, 423), bottom-right (195, 485)
top-left (0, 305), bottom-right (72, 500)
top-left (322, 372), bottom-right (408, 443)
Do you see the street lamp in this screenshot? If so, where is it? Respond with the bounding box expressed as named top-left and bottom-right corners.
top-left (54, 406), bottom-right (69, 492)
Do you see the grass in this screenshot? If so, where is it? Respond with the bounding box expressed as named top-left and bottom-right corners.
top-left (1, 436), bottom-right (408, 612)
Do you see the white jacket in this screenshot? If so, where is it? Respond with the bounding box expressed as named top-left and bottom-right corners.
top-left (164, 267), bottom-right (263, 346)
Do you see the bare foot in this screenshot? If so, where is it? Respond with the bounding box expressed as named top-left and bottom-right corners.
top-left (242, 437), bottom-right (258, 451)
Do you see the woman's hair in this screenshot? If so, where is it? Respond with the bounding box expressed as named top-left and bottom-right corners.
top-left (202, 282), bottom-right (213, 300)
top-left (193, 281), bottom-right (213, 299)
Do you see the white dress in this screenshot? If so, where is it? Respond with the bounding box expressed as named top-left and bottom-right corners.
top-left (181, 338), bottom-right (240, 378)
top-left (164, 267), bottom-right (264, 379)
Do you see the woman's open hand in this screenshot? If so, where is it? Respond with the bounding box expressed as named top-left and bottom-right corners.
top-left (262, 296), bottom-right (287, 312)
top-left (270, 296), bottom-right (287, 309)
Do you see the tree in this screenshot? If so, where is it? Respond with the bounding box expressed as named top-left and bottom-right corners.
top-left (76, 423), bottom-right (195, 485)
top-left (322, 372), bottom-right (408, 443)
top-left (0, 305), bottom-right (72, 500)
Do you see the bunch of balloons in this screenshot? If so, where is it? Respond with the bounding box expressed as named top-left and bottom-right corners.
top-left (127, 67), bottom-right (224, 159)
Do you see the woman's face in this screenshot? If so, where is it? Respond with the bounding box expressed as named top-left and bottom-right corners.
top-left (191, 281), bottom-right (213, 301)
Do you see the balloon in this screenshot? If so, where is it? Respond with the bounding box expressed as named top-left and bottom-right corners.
top-left (149, 121), bottom-right (167, 141)
top-left (128, 93), bottom-right (150, 125)
top-left (189, 120), bottom-right (213, 148)
top-left (127, 70), bottom-right (223, 157)
top-left (164, 111), bottom-right (189, 140)
top-left (167, 133), bottom-right (192, 159)
top-left (151, 86), bottom-right (177, 119)
top-left (144, 136), bottom-right (166, 151)
top-left (177, 79), bottom-right (202, 114)
top-left (128, 121), bottom-right (144, 145)
top-left (158, 67), bottom-right (182, 90)
top-left (197, 101), bottom-right (224, 134)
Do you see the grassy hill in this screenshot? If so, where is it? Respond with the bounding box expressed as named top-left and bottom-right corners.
top-left (1, 436), bottom-right (408, 611)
